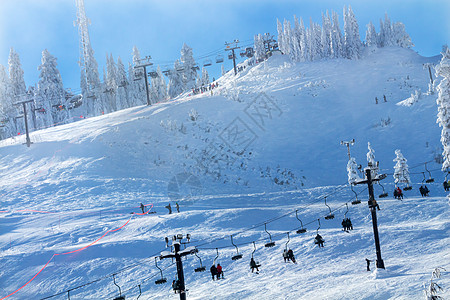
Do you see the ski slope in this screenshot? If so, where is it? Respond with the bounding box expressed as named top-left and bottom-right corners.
top-left (0, 47), bottom-right (449, 299)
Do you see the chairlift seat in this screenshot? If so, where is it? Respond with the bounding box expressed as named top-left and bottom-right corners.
top-left (113, 297), bottom-right (125, 300)
top-left (404, 186), bottom-right (413, 191)
top-left (296, 228), bottom-right (307, 234)
top-left (379, 193), bottom-right (389, 198)
top-left (232, 254), bottom-right (243, 261)
top-left (426, 179), bottom-right (434, 183)
top-left (264, 242), bottom-right (275, 248)
top-left (325, 214), bottom-right (335, 220)
top-left (194, 266), bottom-right (206, 272)
top-left (351, 200), bottom-right (361, 205)
top-left (155, 278), bottom-right (167, 285)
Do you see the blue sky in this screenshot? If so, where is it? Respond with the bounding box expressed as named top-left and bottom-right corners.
top-left (0, 0), bottom-right (449, 91)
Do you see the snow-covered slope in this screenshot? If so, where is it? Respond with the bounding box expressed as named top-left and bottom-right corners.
top-left (0, 47), bottom-right (448, 299)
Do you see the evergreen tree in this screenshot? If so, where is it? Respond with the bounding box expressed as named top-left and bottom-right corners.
top-left (367, 142), bottom-right (379, 177)
top-left (299, 17), bottom-right (308, 61)
top-left (330, 11), bottom-right (343, 58)
top-left (393, 149), bottom-right (411, 186)
top-left (321, 11), bottom-right (332, 58)
top-left (277, 19), bottom-right (285, 54)
top-left (36, 49), bottom-right (68, 128)
top-left (180, 43), bottom-right (197, 90)
top-left (150, 66), bottom-right (167, 103)
top-left (105, 53), bottom-right (118, 112)
top-left (167, 60), bottom-right (184, 99)
top-left (8, 48), bottom-right (27, 133)
top-left (115, 56), bottom-right (129, 110)
top-left (130, 46), bottom-right (147, 106)
top-left (201, 67), bottom-right (210, 86)
top-left (221, 64), bottom-right (226, 76)
top-left (436, 46), bottom-right (450, 170)
top-left (392, 22), bottom-right (413, 48)
top-left (254, 34), bottom-right (265, 62)
top-left (0, 64), bottom-right (16, 139)
top-left (347, 157), bottom-right (361, 184)
top-left (382, 13), bottom-right (393, 46)
top-left (283, 19), bottom-right (292, 56)
top-left (343, 6), bottom-right (361, 59)
top-left (366, 21), bottom-right (378, 47)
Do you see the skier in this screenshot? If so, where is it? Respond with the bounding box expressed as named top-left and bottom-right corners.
top-left (375, 97), bottom-right (378, 104)
top-left (419, 185), bottom-right (425, 197)
top-left (314, 234), bottom-right (325, 248)
top-left (395, 187), bottom-right (403, 200)
top-left (140, 203), bottom-right (145, 214)
top-left (443, 180), bottom-right (449, 191)
top-left (176, 202), bottom-right (180, 213)
top-left (165, 236), bottom-right (169, 247)
top-left (216, 263), bottom-right (224, 279)
top-left (423, 185), bottom-right (430, 196)
top-left (283, 249), bottom-right (288, 262)
top-left (287, 249), bottom-right (296, 263)
top-left (165, 203), bottom-right (172, 214)
top-left (366, 258), bottom-right (372, 271)
top-left (250, 257), bottom-right (259, 273)
top-left (210, 264), bottom-right (217, 280)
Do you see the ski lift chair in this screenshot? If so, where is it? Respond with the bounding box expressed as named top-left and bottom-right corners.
top-left (154, 257), bottom-right (167, 284)
top-left (264, 223), bottom-right (276, 247)
top-left (228, 53), bottom-right (234, 60)
top-left (112, 274), bottom-right (126, 300)
top-left (203, 59), bottom-right (212, 67)
top-left (118, 81), bottom-right (127, 87)
top-left (251, 241), bottom-right (261, 268)
top-left (324, 197), bottom-right (335, 220)
top-left (193, 248), bottom-right (206, 272)
top-left (424, 163), bottom-right (435, 183)
top-left (148, 71), bottom-right (158, 78)
top-left (378, 182), bottom-right (389, 198)
top-left (295, 210), bottom-right (307, 234)
top-left (314, 219), bottom-right (325, 246)
top-left (342, 203), bottom-right (353, 231)
top-left (230, 235), bottom-right (243, 260)
top-left (245, 47), bottom-right (255, 57)
top-left (215, 55), bottom-right (224, 63)
top-left (350, 185), bottom-right (361, 205)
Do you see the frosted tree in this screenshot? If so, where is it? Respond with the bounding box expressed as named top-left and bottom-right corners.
top-left (36, 49), bottom-right (69, 128)
top-left (299, 17), bottom-right (308, 61)
top-left (366, 21), bottom-right (378, 47)
top-left (105, 53), bottom-right (118, 112)
top-left (436, 46), bottom-right (450, 171)
top-left (330, 11), bottom-right (343, 58)
top-left (321, 11), bottom-right (332, 58)
top-left (201, 67), bottom-right (210, 86)
top-left (283, 19), bottom-right (292, 57)
top-left (167, 60), bottom-right (184, 99)
top-left (382, 13), bottom-right (393, 46)
top-left (293, 16), bottom-right (305, 61)
top-left (347, 157), bottom-right (361, 184)
top-left (391, 22), bottom-right (413, 48)
top-left (150, 66), bottom-right (167, 103)
top-left (0, 64), bottom-right (16, 138)
top-left (277, 19), bottom-right (285, 54)
top-left (254, 34), bottom-right (265, 62)
top-left (9, 48), bottom-right (27, 133)
top-left (393, 149), bottom-right (411, 186)
top-left (180, 43), bottom-right (197, 90)
top-left (367, 142), bottom-right (379, 177)
top-left (343, 6), bottom-right (361, 59)
top-left (115, 56), bottom-right (129, 110)
top-left (130, 46), bottom-right (147, 107)
top-left (221, 64), bottom-right (226, 76)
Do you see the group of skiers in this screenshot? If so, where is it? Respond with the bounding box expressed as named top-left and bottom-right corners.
top-left (191, 82), bottom-right (219, 96)
top-left (210, 263), bottom-right (224, 280)
top-left (341, 218), bottom-right (353, 231)
top-left (165, 202), bottom-right (180, 214)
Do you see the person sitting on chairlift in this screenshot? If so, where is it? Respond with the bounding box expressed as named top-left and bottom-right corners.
top-left (287, 249), bottom-right (296, 263)
top-left (210, 264), bottom-right (217, 280)
top-left (314, 234), bottom-right (324, 248)
top-left (250, 257), bottom-right (260, 273)
top-left (283, 249), bottom-right (288, 262)
top-left (216, 263), bottom-right (224, 279)
top-left (443, 180), bottom-right (450, 191)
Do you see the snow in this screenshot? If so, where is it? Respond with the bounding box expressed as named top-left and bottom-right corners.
top-left (0, 47), bottom-right (449, 299)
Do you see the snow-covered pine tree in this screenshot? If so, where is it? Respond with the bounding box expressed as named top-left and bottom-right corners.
top-left (366, 21), bottom-right (378, 47)
top-left (8, 48), bottom-right (27, 133)
top-left (321, 11), bottom-right (332, 58)
top-left (382, 13), bottom-right (393, 46)
top-left (367, 142), bottom-right (379, 177)
top-left (391, 22), bottom-right (413, 48)
top-left (221, 64), bottom-right (226, 76)
top-left (293, 16), bottom-right (304, 62)
top-left (201, 67), bottom-right (210, 87)
top-left (277, 19), bottom-right (285, 54)
top-left (283, 19), bottom-right (292, 57)
top-left (343, 5), bottom-right (361, 59)
top-left (115, 56), bottom-right (129, 110)
top-left (330, 11), bottom-right (343, 58)
top-left (254, 34), bottom-right (265, 62)
top-left (36, 49), bottom-right (69, 128)
top-left (167, 60), bottom-right (184, 99)
top-left (0, 64), bottom-right (16, 139)
top-left (130, 46), bottom-right (147, 106)
top-left (436, 46), bottom-right (450, 171)
top-left (299, 17), bottom-right (308, 61)
top-left (180, 43), bottom-right (197, 91)
top-left (150, 66), bottom-right (167, 103)
top-left (393, 149), bottom-right (411, 187)
top-left (347, 157), bottom-right (361, 184)
top-left (105, 53), bottom-right (118, 112)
